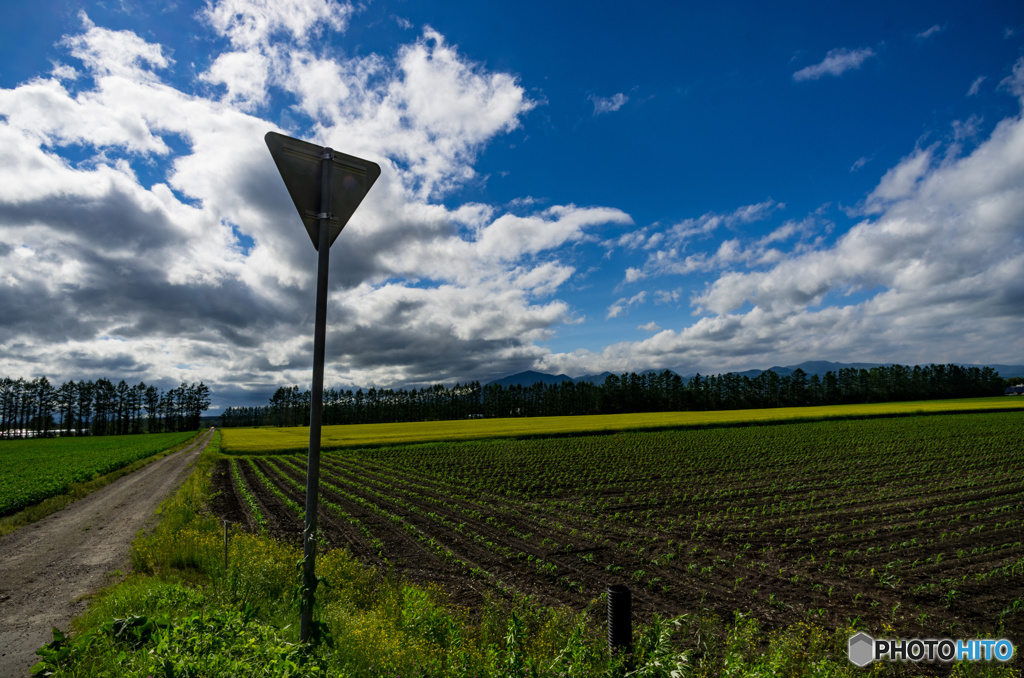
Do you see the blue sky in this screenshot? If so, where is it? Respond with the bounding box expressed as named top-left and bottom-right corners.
top-left (1, 0), bottom-right (1023, 410)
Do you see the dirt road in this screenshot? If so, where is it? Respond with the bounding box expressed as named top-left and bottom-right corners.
top-left (0, 430), bottom-right (214, 677)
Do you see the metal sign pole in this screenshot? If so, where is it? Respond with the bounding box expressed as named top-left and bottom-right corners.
top-left (265, 131), bottom-right (379, 642)
top-left (300, 148), bottom-right (333, 642)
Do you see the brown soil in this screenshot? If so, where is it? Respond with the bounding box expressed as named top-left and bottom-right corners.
top-left (212, 446), bottom-right (1024, 658)
top-left (0, 430), bottom-right (214, 678)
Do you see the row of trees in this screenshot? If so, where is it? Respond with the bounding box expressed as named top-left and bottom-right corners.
top-left (0, 377), bottom-right (211, 438)
top-left (219, 363), bottom-right (1008, 428)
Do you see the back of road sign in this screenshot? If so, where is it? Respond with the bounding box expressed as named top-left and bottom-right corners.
top-left (265, 132), bottom-right (381, 250)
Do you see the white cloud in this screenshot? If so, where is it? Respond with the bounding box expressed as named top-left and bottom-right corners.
top-left (394, 30), bottom-right (533, 140)
top-left (1000, 56), bottom-right (1024, 99)
top-left (863, 146), bottom-right (933, 210)
top-left (506, 196), bottom-right (541, 210)
top-left (654, 288), bottom-right (681, 304)
top-left (967, 76), bottom-right (986, 97)
top-left (793, 47), bottom-right (875, 82)
top-left (614, 199), bottom-right (786, 282)
top-left (759, 222), bottom-right (796, 245)
top-left (689, 104), bottom-right (1024, 339)
top-left (0, 6), bottom-right (632, 395)
top-left (590, 92), bottom-right (628, 115)
top-left (952, 115), bottom-right (982, 142)
top-left (49, 62), bottom-right (79, 81)
top-left (916, 25), bottom-right (943, 40)
top-left (201, 0), bottom-right (353, 50)
top-left (539, 101), bottom-right (1024, 375)
top-left (5, 1), bottom-right (1022, 399)
top-left (606, 291), bottom-right (646, 319)
top-left (269, 27), bottom-right (538, 200)
top-left (474, 206), bottom-right (631, 262)
top-left (63, 12), bottom-right (171, 81)
top-left (200, 50), bottom-right (271, 110)
top-left (730, 199), bottom-right (783, 224)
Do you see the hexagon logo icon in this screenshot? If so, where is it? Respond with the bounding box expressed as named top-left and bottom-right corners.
top-left (848, 632), bottom-right (875, 667)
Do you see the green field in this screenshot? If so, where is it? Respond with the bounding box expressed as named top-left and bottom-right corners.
top-left (41, 409), bottom-right (1024, 676)
top-left (216, 409), bottom-right (1024, 674)
top-left (0, 432), bottom-right (198, 517)
top-left (220, 396), bottom-right (1024, 454)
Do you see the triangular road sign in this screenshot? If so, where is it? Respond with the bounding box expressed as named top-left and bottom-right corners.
top-left (265, 132), bottom-right (381, 250)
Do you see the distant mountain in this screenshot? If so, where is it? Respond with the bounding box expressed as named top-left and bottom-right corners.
top-left (984, 364), bottom-right (1024, 378)
top-left (486, 361), bottom-right (1024, 388)
top-left (744, 360), bottom-right (890, 379)
top-left (487, 371), bottom-right (575, 388)
top-left (572, 371), bottom-right (615, 385)
top-left (487, 370), bottom-right (623, 387)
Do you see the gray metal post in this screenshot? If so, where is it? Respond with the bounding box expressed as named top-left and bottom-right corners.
top-left (300, 148), bottom-right (333, 643)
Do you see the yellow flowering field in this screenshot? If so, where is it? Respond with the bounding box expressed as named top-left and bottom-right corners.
top-left (220, 396), bottom-right (1024, 454)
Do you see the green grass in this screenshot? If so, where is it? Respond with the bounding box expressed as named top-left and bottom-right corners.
top-left (221, 396), bottom-right (1024, 454)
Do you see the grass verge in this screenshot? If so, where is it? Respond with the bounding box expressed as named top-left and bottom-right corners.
top-left (0, 431), bottom-right (204, 538)
top-left (34, 431), bottom-right (1020, 677)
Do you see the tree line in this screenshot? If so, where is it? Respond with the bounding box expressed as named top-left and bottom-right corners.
top-left (220, 363), bottom-right (1008, 428)
top-left (0, 377), bottom-right (211, 438)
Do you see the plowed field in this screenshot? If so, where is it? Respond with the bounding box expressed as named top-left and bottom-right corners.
top-left (212, 411), bottom-right (1024, 641)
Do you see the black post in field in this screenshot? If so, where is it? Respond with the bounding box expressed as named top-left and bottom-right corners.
top-left (607, 584), bottom-right (633, 666)
top-left (300, 148), bottom-right (333, 642)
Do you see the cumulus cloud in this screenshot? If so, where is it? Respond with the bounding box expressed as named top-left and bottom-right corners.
top-left (200, 50), bottom-right (272, 110)
top-left (200, 0), bottom-right (353, 50)
top-left (270, 27), bottom-right (538, 201)
top-left (49, 62), bottom-right (79, 81)
top-left (575, 105), bottom-right (1024, 373)
top-left (695, 116), bottom-right (1024, 319)
top-left (5, 2), bottom-right (1023, 403)
top-left (535, 77), bottom-right (1024, 377)
top-left (62, 12), bottom-right (172, 81)
top-left (0, 2), bottom-right (628, 402)
top-left (793, 47), bottom-right (875, 82)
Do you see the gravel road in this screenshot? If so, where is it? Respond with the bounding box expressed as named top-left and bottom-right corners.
top-left (0, 430), bottom-right (214, 677)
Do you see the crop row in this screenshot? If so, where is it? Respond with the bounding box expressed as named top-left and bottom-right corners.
top-left (223, 411), bottom-right (1024, 636)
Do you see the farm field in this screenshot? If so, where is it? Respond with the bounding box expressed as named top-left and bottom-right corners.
top-left (0, 431), bottom-right (198, 517)
top-left (214, 410), bottom-right (1024, 645)
top-left (220, 395), bottom-right (1024, 454)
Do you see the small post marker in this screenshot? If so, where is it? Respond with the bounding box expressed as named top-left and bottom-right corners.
top-left (608, 585), bottom-right (633, 667)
